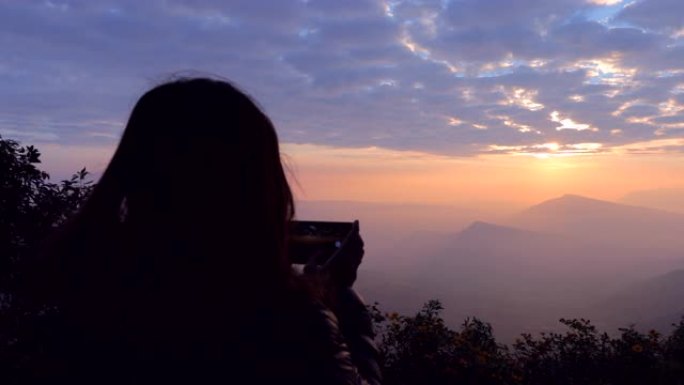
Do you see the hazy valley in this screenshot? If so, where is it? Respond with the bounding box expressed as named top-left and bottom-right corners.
top-left (297, 195), bottom-right (684, 342)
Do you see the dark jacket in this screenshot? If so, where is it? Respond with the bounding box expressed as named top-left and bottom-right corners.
top-left (21, 277), bottom-right (381, 385)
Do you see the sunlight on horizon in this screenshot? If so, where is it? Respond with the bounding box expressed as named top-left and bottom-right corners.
top-left (31, 138), bottom-right (684, 209)
top-left (280, 142), bottom-right (684, 206)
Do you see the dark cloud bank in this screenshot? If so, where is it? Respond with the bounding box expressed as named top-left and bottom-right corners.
top-left (1, 0), bottom-right (684, 156)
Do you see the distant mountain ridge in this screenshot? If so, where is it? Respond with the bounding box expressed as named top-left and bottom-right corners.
top-left (456, 219), bottom-right (575, 245)
top-left (351, 194), bottom-right (684, 341)
top-left (507, 194), bottom-right (684, 249)
top-left (597, 269), bottom-right (684, 332)
top-left (523, 194), bottom-right (681, 217)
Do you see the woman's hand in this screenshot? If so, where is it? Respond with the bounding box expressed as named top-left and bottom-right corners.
top-left (304, 220), bottom-right (364, 288)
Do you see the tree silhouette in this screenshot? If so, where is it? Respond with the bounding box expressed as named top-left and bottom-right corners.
top-left (372, 301), bottom-right (684, 385)
top-left (0, 135), bottom-right (93, 279)
top-left (372, 300), bottom-right (517, 385)
top-left (0, 135), bottom-right (94, 381)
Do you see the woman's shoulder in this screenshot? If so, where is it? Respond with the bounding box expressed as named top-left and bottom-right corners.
top-left (264, 285), bottom-right (369, 385)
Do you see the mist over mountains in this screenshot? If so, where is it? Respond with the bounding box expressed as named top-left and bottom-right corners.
top-left (620, 188), bottom-right (684, 214)
top-left (297, 195), bottom-right (684, 342)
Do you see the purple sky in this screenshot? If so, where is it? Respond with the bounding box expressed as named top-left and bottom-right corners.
top-left (1, 0), bottom-right (684, 160)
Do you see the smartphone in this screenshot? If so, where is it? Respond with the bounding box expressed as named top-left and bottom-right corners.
top-left (288, 220), bottom-right (355, 265)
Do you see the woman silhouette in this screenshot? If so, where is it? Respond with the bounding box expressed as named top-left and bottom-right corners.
top-left (25, 78), bottom-right (381, 384)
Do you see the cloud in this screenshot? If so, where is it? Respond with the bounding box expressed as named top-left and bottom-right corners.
top-left (615, 0), bottom-right (684, 33)
top-left (0, 0), bottom-right (683, 157)
top-left (587, 0), bottom-right (623, 5)
top-left (485, 141), bottom-right (605, 158)
top-left (550, 111), bottom-right (597, 131)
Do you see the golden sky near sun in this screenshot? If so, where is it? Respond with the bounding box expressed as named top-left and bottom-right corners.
top-left (35, 140), bottom-right (684, 207)
top-left (282, 143), bottom-right (684, 206)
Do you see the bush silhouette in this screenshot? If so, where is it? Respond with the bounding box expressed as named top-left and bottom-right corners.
top-left (372, 301), bottom-right (684, 385)
top-left (0, 135), bottom-right (93, 380)
top-left (0, 135), bottom-right (93, 277)
top-left (372, 300), bottom-right (517, 385)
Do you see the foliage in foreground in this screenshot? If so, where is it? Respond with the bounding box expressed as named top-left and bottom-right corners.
top-left (0, 135), bottom-right (93, 284)
top-left (0, 135), bottom-right (93, 379)
top-left (371, 300), bottom-right (684, 385)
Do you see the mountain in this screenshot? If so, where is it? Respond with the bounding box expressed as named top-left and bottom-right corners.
top-left (419, 220), bottom-right (664, 299)
top-left (366, 217), bottom-right (684, 342)
top-left (508, 194), bottom-right (684, 249)
top-left (310, 196), bottom-right (684, 342)
top-left (452, 221), bottom-right (578, 263)
top-left (455, 220), bottom-right (556, 244)
top-left (394, 221), bottom-right (633, 339)
top-left (595, 269), bottom-right (684, 332)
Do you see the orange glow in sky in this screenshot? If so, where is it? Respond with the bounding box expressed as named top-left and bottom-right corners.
top-left (35, 140), bottom-right (684, 208)
top-left (282, 143), bottom-right (684, 206)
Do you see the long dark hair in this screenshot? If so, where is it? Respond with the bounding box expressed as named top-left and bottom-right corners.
top-left (33, 78), bottom-right (297, 311)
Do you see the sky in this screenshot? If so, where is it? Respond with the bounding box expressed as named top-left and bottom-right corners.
top-left (2, 0), bottom-right (684, 205)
